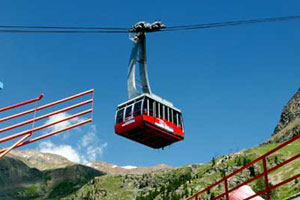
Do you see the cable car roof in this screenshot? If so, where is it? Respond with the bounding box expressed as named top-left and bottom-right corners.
top-left (117, 93), bottom-right (181, 112)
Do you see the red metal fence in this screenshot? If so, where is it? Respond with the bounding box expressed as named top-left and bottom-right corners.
top-left (187, 132), bottom-right (300, 200)
top-left (0, 89), bottom-right (94, 159)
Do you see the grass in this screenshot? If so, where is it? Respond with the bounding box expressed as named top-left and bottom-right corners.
top-left (61, 137), bottom-right (300, 200)
top-left (48, 181), bottom-right (84, 199)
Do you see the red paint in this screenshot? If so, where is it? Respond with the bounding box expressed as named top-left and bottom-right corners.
top-left (0, 89), bottom-right (94, 158)
top-left (115, 114), bottom-right (184, 149)
top-left (0, 93), bottom-right (43, 113)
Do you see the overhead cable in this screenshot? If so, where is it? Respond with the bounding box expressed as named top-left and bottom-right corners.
top-left (0, 15), bottom-right (299, 34)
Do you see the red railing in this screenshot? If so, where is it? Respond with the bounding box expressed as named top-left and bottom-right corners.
top-left (0, 89), bottom-right (94, 159)
top-left (187, 132), bottom-right (300, 200)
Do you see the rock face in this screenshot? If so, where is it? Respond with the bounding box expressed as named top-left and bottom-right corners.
top-left (9, 149), bottom-right (73, 170)
top-left (267, 88), bottom-right (300, 143)
top-left (0, 151), bottom-right (104, 200)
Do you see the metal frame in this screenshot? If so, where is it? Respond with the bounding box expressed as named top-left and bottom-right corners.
top-left (127, 21), bottom-right (166, 100)
top-left (128, 32), bottom-right (152, 99)
top-left (186, 131), bottom-right (300, 200)
top-left (0, 89), bottom-right (94, 159)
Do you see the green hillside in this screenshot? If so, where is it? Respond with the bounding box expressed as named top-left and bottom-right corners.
top-left (61, 140), bottom-right (300, 200)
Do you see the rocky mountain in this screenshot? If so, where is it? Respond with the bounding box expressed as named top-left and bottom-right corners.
top-left (267, 88), bottom-right (300, 144)
top-left (0, 150), bottom-right (175, 200)
top-left (0, 152), bottom-right (104, 200)
top-left (9, 149), bottom-right (73, 171)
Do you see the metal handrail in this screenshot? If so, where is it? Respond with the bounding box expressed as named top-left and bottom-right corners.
top-left (0, 94), bottom-right (43, 113)
top-left (0, 89), bottom-right (94, 159)
top-left (187, 132), bottom-right (300, 200)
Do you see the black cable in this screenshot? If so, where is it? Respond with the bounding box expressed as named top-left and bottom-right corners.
top-left (163, 15), bottom-right (300, 31)
top-left (0, 15), bottom-right (299, 34)
top-left (0, 29), bottom-right (129, 33)
top-left (0, 25), bottom-right (129, 30)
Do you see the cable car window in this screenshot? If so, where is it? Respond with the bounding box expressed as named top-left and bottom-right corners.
top-left (166, 107), bottom-right (169, 121)
top-left (153, 101), bottom-right (156, 117)
top-left (155, 102), bottom-right (159, 118)
top-left (180, 114), bottom-right (184, 131)
top-left (149, 98), bottom-right (154, 116)
top-left (168, 108), bottom-right (172, 122)
top-left (125, 105), bottom-right (133, 120)
top-left (159, 103), bottom-right (163, 119)
top-left (173, 111), bottom-right (178, 125)
top-left (178, 113), bottom-right (183, 127)
top-left (116, 108), bottom-right (124, 124)
top-left (170, 109), bottom-right (173, 123)
top-left (133, 101), bottom-right (142, 117)
top-left (143, 98), bottom-right (148, 115)
top-left (163, 105), bottom-right (167, 120)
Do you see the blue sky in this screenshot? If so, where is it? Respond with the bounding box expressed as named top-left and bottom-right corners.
top-left (1, 0), bottom-right (300, 167)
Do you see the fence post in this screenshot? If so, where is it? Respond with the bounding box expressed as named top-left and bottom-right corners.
top-left (262, 156), bottom-right (271, 200)
top-left (224, 178), bottom-right (229, 200)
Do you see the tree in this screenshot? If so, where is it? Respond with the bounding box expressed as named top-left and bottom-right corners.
top-left (248, 166), bottom-right (256, 177)
top-left (220, 168), bottom-right (226, 178)
top-left (243, 157), bottom-right (251, 166)
top-left (210, 192), bottom-right (215, 200)
top-left (274, 156), bottom-right (279, 165)
top-left (185, 188), bottom-right (189, 197)
top-left (171, 192), bottom-right (180, 200)
top-left (212, 157), bottom-right (216, 167)
top-left (236, 157), bottom-right (242, 166)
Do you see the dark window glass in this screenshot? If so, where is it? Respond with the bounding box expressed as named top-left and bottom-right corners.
top-left (178, 113), bottom-right (182, 127)
top-left (133, 101), bottom-right (142, 117)
top-left (168, 108), bottom-right (172, 122)
top-left (125, 105), bottom-right (133, 120)
top-left (163, 105), bottom-right (167, 120)
top-left (116, 108), bottom-right (124, 124)
top-left (173, 111), bottom-right (178, 125)
top-left (143, 98), bottom-right (148, 114)
top-left (160, 104), bottom-right (163, 119)
top-left (149, 98), bottom-right (154, 116)
top-left (155, 102), bottom-right (159, 118)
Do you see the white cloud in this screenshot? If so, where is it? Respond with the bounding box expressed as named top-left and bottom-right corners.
top-left (81, 125), bottom-right (96, 147)
top-left (38, 140), bottom-right (81, 163)
top-left (44, 112), bottom-right (85, 132)
top-left (86, 143), bottom-right (108, 161)
top-left (37, 124), bottom-right (108, 164)
top-left (80, 125), bottom-right (108, 162)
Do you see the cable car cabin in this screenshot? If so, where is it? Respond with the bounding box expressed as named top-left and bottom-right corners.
top-left (114, 94), bottom-right (184, 149)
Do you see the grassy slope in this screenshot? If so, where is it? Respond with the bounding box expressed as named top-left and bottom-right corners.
top-left (63, 141), bottom-right (300, 200)
top-left (186, 140), bottom-right (300, 200)
top-left (2, 141), bottom-right (299, 200)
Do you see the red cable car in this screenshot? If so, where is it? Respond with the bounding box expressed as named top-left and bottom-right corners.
top-left (114, 21), bottom-right (184, 149)
top-left (115, 93), bottom-right (184, 149)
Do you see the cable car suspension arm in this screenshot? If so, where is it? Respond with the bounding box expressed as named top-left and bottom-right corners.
top-left (127, 21), bottom-right (165, 99)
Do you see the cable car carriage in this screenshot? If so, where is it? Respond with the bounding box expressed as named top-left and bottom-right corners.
top-left (114, 21), bottom-right (184, 149)
top-left (115, 93), bottom-right (184, 149)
